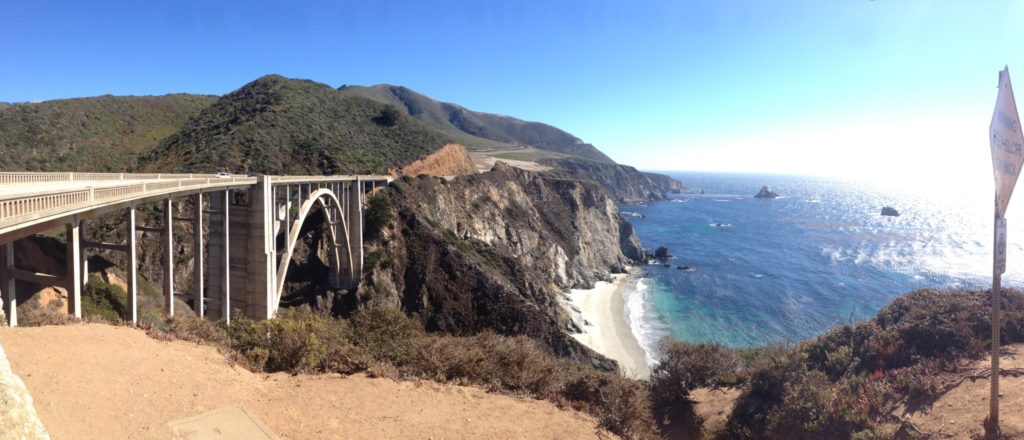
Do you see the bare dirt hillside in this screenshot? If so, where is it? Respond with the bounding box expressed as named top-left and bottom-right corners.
top-left (401, 143), bottom-right (477, 177)
top-left (0, 324), bottom-right (614, 440)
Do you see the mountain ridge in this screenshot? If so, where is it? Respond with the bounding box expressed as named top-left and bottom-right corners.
top-left (339, 84), bottom-right (615, 164)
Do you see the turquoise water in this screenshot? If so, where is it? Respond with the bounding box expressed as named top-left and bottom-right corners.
top-left (623, 172), bottom-right (1024, 355)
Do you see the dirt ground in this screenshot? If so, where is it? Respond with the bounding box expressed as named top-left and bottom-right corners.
top-left (691, 387), bottom-right (742, 435)
top-left (0, 324), bottom-right (614, 440)
top-left (904, 344), bottom-right (1024, 439)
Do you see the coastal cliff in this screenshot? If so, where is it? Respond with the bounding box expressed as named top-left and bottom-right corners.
top-left (356, 162), bottom-right (644, 368)
top-left (540, 158), bottom-right (683, 203)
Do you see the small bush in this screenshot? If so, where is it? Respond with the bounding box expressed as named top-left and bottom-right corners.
top-left (364, 194), bottom-right (394, 242)
top-left (723, 346), bottom-right (806, 439)
top-left (412, 333), bottom-right (563, 395)
top-left (563, 369), bottom-right (657, 439)
top-left (349, 307), bottom-right (423, 366)
top-left (155, 314), bottom-right (231, 347)
top-left (82, 274), bottom-right (127, 324)
top-left (18, 299), bottom-right (75, 326)
top-left (229, 309), bottom-right (366, 374)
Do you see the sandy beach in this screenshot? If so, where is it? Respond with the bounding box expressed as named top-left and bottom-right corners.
top-left (566, 270), bottom-right (651, 379)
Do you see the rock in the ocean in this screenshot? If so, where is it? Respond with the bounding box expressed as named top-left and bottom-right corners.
top-left (654, 246), bottom-right (672, 261)
top-left (755, 185), bottom-right (779, 199)
top-left (881, 206), bottom-right (900, 217)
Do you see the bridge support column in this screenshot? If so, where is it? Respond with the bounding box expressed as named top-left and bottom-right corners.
top-left (237, 177), bottom-right (275, 319)
top-left (193, 193), bottom-right (204, 318)
top-left (81, 220), bottom-right (89, 291)
top-left (207, 191), bottom-right (231, 323)
top-left (1, 243), bottom-right (15, 326)
top-left (343, 180), bottom-right (364, 287)
top-left (127, 207), bottom-right (138, 325)
top-left (66, 221), bottom-right (82, 319)
top-left (163, 198), bottom-right (174, 316)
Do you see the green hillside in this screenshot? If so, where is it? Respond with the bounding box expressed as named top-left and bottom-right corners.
top-left (338, 84), bottom-right (615, 163)
top-left (0, 94), bottom-right (216, 171)
top-left (142, 76), bottom-right (452, 175)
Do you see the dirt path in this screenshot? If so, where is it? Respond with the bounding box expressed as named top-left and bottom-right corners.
top-left (0, 324), bottom-right (614, 440)
top-left (904, 344), bottom-right (1024, 439)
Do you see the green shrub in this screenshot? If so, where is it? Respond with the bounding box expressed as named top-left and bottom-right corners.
top-left (229, 309), bottom-right (366, 374)
top-left (364, 194), bottom-right (394, 242)
top-left (82, 274), bottom-right (127, 324)
top-left (563, 369), bottom-right (657, 440)
top-left (412, 333), bottom-right (562, 395)
top-left (349, 307), bottom-right (423, 366)
top-left (723, 346), bottom-right (806, 439)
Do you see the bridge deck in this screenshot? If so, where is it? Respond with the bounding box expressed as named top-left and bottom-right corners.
top-left (0, 172), bottom-right (390, 243)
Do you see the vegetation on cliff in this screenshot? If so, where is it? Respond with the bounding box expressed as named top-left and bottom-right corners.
top-left (339, 84), bottom-right (615, 163)
top-left (0, 94), bottom-right (216, 171)
top-left (142, 75), bottom-right (452, 174)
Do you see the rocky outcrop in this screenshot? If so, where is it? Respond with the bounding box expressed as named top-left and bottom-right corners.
top-left (540, 158), bottom-right (684, 203)
top-left (643, 172), bottom-right (684, 194)
top-left (0, 343), bottom-right (50, 439)
top-left (881, 206), bottom-right (900, 217)
top-left (401, 143), bottom-right (476, 177)
top-left (357, 162), bottom-right (644, 369)
top-left (653, 246), bottom-right (672, 262)
top-left (755, 185), bottom-right (779, 199)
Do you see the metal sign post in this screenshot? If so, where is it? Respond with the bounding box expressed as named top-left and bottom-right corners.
top-left (988, 66), bottom-right (1024, 430)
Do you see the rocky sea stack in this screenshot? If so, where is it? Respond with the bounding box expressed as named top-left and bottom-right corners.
top-left (881, 206), bottom-right (900, 217)
top-left (754, 185), bottom-right (779, 199)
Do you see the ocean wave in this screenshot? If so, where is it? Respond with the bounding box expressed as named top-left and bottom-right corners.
top-left (624, 277), bottom-right (668, 367)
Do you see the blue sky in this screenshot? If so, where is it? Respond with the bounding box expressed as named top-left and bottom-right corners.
top-left (2, 1), bottom-right (1023, 183)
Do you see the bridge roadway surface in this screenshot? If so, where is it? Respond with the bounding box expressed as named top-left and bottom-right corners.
top-left (0, 172), bottom-right (390, 327)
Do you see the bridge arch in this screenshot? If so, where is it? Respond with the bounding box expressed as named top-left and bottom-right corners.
top-left (273, 188), bottom-right (354, 310)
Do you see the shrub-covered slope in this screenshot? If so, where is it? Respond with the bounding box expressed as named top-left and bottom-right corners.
top-left (0, 94), bottom-right (216, 171)
top-left (339, 84), bottom-right (615, 163)
top-left (142, 75), bottom-right (452, 174)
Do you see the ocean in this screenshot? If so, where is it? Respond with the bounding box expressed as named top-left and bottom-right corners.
top-left (623, 171), bottom-right (1024, 361)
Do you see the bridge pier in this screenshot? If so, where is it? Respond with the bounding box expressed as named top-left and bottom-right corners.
top-left (206, 191), bottom-right (231, 324)
top-left (193, 194), bottom-right (204, 318)
top-left (1, 243), bottom-right (14, 326)
top-left (163, 199), bottom-right (174, 316)
top-left (233, 178), bottom-right (275, 320)
top-left (65, 220), bottom-right (82, 319)
top-left (127, 207), bottom-right (138, 325)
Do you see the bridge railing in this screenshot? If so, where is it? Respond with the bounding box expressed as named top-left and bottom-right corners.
top-left (0, 177), bottom-right (254, 226)
top-left (0, 172), bottom-right (203, 184)
top-left (269, 175), bottom-right (393, 184)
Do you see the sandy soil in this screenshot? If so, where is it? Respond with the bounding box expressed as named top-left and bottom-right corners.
top-left (691, 387), bottom-right (741, 435)
top-left (904, 343), bottom-right (1024, 439)
top-left (566, 272), bottom-right (651, 379)
top-left (0, 324), bottom-right (615, 440)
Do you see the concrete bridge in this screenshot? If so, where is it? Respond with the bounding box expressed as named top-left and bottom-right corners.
top-left (0, 172), bottom-right (390, 327)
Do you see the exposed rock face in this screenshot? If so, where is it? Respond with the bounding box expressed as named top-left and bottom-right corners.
top-left (881, 206), bottom-right (900, 217)
top-left (358, 162), bottom-right (644, 369)
top-left (540, 158), bottom-right (684, 203)
top-left (754, 185), bottom-right (779, 199)
top-left (401, 143), bottom-right (476, 177)
top-left (0, 343), bottom-right (50, 439)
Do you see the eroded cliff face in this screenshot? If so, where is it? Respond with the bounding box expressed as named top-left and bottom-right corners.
top-left (540, 158), bottom-right (683, 203)
top-left (400, 143), bottom-right (476, 177)
top-left (357, 162), bottom-right (644, 368)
